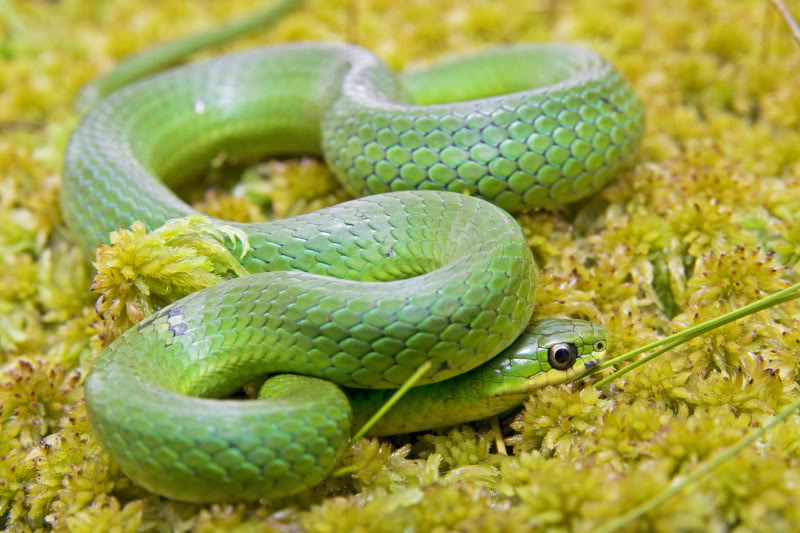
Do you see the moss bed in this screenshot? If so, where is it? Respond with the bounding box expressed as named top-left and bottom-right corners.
top-left (3, 0), bottom-right (800, 531)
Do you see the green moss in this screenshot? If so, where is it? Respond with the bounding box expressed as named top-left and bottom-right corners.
top-left (63, 498), bottom-right (144, 533)
top-left (3, 0), bottom-right (800, 530)
top-left (90, 215), bottom-right (249, 344)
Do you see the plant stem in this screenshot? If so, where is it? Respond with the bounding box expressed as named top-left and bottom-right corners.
top-left (770, 0), bottom-right (800, 47)
top-left (350, 361), bottom-right (432, 442)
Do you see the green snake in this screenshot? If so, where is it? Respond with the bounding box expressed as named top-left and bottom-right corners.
top-left (62, 2), bottom-right (643, 503)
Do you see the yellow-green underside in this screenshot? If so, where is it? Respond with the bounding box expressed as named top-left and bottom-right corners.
top-left (2, 0), bottom-right (800, 531)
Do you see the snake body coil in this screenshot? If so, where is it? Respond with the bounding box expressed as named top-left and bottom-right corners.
top-left (64, 41), bottom-right (642, 502)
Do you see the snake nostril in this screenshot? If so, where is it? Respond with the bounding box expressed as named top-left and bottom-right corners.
top-left (433, 360), bottom-right (450, 374)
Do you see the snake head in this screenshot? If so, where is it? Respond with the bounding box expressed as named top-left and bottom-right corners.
top-left (484, 318), bottom-right (610, 397)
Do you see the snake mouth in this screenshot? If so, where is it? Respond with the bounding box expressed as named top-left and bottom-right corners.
top-left (572, 349), bottom-right (608, 380)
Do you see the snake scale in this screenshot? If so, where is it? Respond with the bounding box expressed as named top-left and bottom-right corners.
top-left (62, 3), bottom-right (644, 503)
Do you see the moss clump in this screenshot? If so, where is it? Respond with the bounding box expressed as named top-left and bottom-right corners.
top-left (90, 215), bottom-right (249, 344)
top-left (3, 0), bottom-right (800, 530)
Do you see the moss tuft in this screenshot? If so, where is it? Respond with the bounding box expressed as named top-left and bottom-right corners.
top-left (90, 215), bottom-right (249, 344)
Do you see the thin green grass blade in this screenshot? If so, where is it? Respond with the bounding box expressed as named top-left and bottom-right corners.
top-left (350, 361), bottom-right (432, 443)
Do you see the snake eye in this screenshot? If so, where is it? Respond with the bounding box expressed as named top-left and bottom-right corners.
top-left (547, 343), bottom-right (578, 370)
top-left (594, 340), bottom-right (605, 352)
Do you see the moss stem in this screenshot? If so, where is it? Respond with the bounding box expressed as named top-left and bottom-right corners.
top-left (489, 416), bottom-right (507, 455)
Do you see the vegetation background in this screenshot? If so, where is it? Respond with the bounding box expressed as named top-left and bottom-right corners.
top-left (2, 0), bottom-right (800, 531)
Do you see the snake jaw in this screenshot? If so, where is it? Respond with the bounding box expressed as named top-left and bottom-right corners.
top-left (573, 348), bottom-right (608, 379)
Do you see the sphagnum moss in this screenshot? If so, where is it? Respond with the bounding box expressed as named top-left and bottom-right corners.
top-left (3, 0), bottom-right (800, 530)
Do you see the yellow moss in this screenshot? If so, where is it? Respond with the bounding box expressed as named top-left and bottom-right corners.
top-left (417, 427), bottom-right (493, 470)
top-left (671, 248), bottom-right (797, 374)
top-left (685, 361), bottom-right (795, 416)
top-left (37, 243), bottom-right (93, 324)
top-left (62, 497), bottom-right (144, 533)
top-left (590, 400), bottom-right (677, 466)
top-left (0, 443), bottom-right (28, 525)
top-left (509, 384), bottom-right (609, 458)
top-left (90, 215), bottom-right (249, 344)
top-left (764, 317), bottom-right (800, 381)
top-left (254, 159), bottom-right (351, 219)
top-left (338, 438), bottom-right (441, 492)
top-left (0, 357), bottom-right (83, 448)
top-left (695, 448), bottom-right (800, 532)
top-left (47, 306), bottom-right (99, 369)
top-left (0, 253), bottom-right (45, 356)
top-left (192, 190), bottom-right (267, 223)
top-left (0, 359), bottom-right (129, 529)
top-left (612, 353), bottom-right (693, 406)
top-left (581, 459), bottom-right (713, 532)
top-left (191, 504), bottom-right (285, 533)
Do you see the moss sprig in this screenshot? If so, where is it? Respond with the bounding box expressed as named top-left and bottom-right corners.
top-left (62, 497), bottom-right (144, 533)
top-left (90, 215), bottom-right (250, 343)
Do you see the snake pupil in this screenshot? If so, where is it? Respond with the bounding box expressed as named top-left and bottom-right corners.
top-left (548, 343), bottom-right (578, 370)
